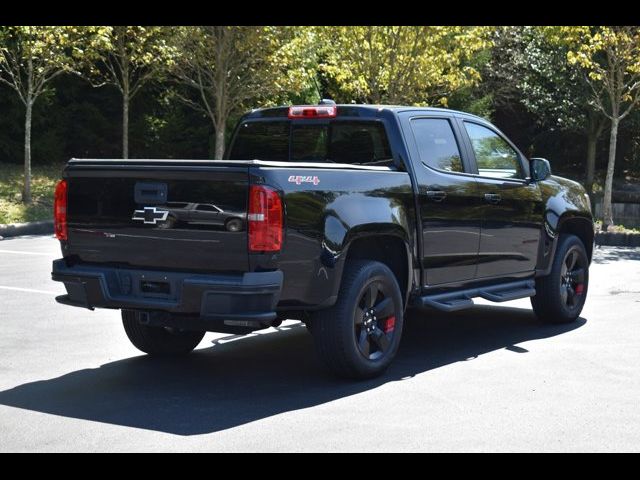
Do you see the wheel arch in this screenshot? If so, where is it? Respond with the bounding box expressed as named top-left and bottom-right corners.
top-left (338, 232), bottom-right (413, 308)
top-left (558, 215), bottom-right (594, 263)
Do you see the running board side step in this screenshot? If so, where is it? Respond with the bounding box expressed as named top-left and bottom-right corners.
top-left (418, 280), bottom-right (536, 312)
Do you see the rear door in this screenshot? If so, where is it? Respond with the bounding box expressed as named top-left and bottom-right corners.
top-left (458, 120), bottom-right (543, 279)
top-left (401, 114), bottom-right (481, 287)
top-left (64, 161), bottom-right (249, 272)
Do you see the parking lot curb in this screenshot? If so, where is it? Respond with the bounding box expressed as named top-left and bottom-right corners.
top-left (595, 231), bottom-right (640, 247)
top-left (0, 220), bottom-right (53, 239)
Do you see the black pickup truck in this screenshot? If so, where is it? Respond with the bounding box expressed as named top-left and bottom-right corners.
top-left (51, 102), bottom-right (594, 379)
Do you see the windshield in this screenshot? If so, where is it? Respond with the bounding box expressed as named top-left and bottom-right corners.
top-left (228, 120), bottom-right (393, 166)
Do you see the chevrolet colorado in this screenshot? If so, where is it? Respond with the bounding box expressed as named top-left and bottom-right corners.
top-left (51, 102), bottom-right (594, 379)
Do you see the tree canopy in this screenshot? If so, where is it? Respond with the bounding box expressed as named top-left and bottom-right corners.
top-left (1, 25), bottom-right (640, 229)
top-left (317, 26), bottom-right (492, 106)
top-left (0, 26), bottom-right (109, 202)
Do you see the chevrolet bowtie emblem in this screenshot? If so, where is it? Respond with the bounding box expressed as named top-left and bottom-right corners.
top-left (132, 206), bottom-right (169, 225)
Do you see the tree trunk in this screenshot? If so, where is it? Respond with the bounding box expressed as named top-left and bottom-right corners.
top-left (23, 58), bottom-right (34, 204)
top-left (585, 132), bottom-right (597, 197)
top-left (214, 117), bottom-right (226, 159)
top-left (122, 94), bottom-right (129, 159)
top-left (601, 117), bottom-right (619, 231)
top-left (122, 84), bottom-right (129, 159)
top-left (23, 99), bottom-right (32, 204)
top-left (120, 31), bottom-right (130, 160)
top-left (585, 115), bottom-right (605, 207)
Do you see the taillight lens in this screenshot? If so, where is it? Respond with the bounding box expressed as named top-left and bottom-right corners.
top-left (248, 185), bottom-right (282, 252)
top-left (288, 105), bottom-right (337, 119)
top-left (54, 179), bottom-right (68, 241)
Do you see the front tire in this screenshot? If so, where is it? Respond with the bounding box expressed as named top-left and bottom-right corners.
top-left (122, 310), bottom-right (205, 355)
top-left (531, 234), bottom-right (589, 324)
top-left (310, 260), bottom-right (404, 379)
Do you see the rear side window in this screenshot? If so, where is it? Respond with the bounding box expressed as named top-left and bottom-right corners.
top-left (410, 118), bottom-right (463, 173)
top-left (229, 120), bottom-right (392, 166)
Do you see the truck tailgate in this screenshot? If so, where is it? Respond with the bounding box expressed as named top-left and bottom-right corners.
top-left (63, 160), bottom-right (249, 272)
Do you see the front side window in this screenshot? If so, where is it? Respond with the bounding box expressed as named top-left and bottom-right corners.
top-left (410, 118), bottom-right (464, 173)
top-left (464, 122), bottom-right (523, 179)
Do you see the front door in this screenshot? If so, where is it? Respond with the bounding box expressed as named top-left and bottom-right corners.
top-left (403, 115), bottom-right (481, 286)
top-left (460, 120), bottom-right (543, 279)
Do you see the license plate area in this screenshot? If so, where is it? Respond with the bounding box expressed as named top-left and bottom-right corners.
top-left (140, 280), bottom-right (171, 296)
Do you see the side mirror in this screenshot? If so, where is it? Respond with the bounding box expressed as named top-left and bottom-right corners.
top-left (530, 157), bottom-right (551, 182)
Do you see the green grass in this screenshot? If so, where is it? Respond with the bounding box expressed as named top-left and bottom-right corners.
top-left (0, 162), bottom-right (65, 225)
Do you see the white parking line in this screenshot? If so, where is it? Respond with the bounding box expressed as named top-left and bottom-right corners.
top-left (0, 249), bottom-right (51, 256)
top-left (0, 285), bottom-right (59, 295)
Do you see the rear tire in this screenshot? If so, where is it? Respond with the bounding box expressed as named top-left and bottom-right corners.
top-left (310, 260), bottom-right (404, 379)
top-left (122, 310), bottom-right (205, 355)
top-left (531, 234), bottom-right (589, 324)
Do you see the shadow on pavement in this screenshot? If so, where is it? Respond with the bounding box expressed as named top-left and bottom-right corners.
top-left (0, 305), bottom-right (585, 436)
top-left (592, 246), bottom-right (640, 264)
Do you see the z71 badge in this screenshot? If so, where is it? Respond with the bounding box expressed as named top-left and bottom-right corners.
top-left (288, 175), bottom-right (320, 185)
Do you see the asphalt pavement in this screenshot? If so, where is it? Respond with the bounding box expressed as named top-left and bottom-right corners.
top-left (1, 235), bottom-right (639, 452)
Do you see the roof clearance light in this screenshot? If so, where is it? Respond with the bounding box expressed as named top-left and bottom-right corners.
top-left (288, 105), bottom-right (337, 119)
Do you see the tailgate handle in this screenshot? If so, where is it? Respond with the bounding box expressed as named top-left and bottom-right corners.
top-left (135, 182), bottom-right (168, 204)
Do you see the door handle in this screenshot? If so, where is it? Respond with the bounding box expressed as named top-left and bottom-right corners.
top-left (426, 190), bottom-right (447, 202)
top-left (484, 193), bottom-right (502, 204)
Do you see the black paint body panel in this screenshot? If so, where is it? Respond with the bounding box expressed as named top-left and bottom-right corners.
top-left (54, 105), bottom-right (594, 316)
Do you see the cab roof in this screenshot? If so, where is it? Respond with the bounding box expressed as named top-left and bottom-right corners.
top-left (244, 104), bottom-right (488, 123)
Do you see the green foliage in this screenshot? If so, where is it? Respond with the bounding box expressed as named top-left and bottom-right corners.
top-left (546, 26), bottom-right (640, 120)
top-left (545, 26), bottom-right (640, 227)
top-left (0, 26), bottom-right (111, 201)
top-left (0, 26), bottom-right (109, 105)
top-left (171, 26), bottom-right (318, 157)
top-left (517, 27), bottom-right (591, 131)
top-left (131, 84), bottom-right (211, 159)
top-left (88, 26), bottom-right (175, 94)
top-left (446, 46), bottom-right (494, 120)
top-left (316, 26), bottom-right (493, 105)
top-left (172, 26), bottom-right (317, 111)
top-left (1, 24), bottom-right (640, 201)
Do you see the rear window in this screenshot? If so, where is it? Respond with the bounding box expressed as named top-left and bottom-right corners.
top-left (228, 122), bottom-right (289, 162)
top-left (228, 121), bottom-right (392, 166)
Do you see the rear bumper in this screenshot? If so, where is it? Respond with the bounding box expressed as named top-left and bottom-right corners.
top-left (51, 259), bottom-right (283, 322)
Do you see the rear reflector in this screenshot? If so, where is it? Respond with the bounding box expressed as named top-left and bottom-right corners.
top-left (248, 185), bottom-right (283, 252)
top-left (288, 105), bottom-right (337, 119)
top-left (54, 179), bottom-right (68, 241)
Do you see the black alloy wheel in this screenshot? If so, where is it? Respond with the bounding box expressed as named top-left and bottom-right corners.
top-left (354, 280), bottom-right (397, 361)
top-left (531, 234), bottom-right (589, 324)
top-left (559, 246), bottom-right (587, 309)
top-left (309, 260), bottom-right (404, 379)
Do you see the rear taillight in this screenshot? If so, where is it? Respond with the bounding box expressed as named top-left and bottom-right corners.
top-left (288, 105), bottom-right (337, 119)
top-left (248, 185), bottom-right (282, 253)
top-left (54, 179), bottom-right (68, 241)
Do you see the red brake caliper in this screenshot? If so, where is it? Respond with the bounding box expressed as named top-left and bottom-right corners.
top-left (383, 316), bottom-right (396, 334)
top-left (575, 284), bottom-right (584, 295)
